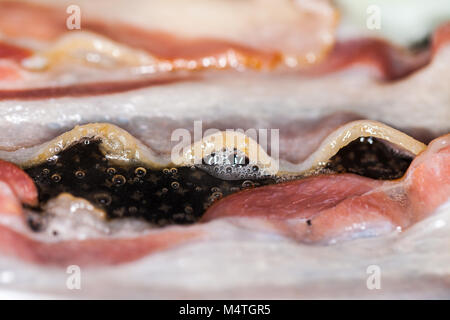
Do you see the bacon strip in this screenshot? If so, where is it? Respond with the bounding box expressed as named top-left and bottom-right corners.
top-left (304, 21), bottom-right (450, 80)
top-left (0, 22), bottom-right (448, 98)
top-left (303, 38), bottom-right (430, 80)
top-left (0, 0), bottom-right (335, 69)
top-left (203, 134), bottom-right (450, 243)
top-left (0, 159), bottom-right (204, 265)
top-left (0, 134), bottom-right (448, 266)
top-left (0, 2), bottom-right (448, 99)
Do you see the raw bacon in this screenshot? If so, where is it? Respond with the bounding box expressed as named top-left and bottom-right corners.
top-left (0, 224), bottom-right (203, 266)
top-left (0, 0), bottom-right (336, 70)
top-left (203, 134), bottom-right (450, 243)
top-left (0, 0), bottom-right (448, 299)
top-left (0, 134), bottom-right (447, 266)
top-left (0, 1), bottom-right (448, 95)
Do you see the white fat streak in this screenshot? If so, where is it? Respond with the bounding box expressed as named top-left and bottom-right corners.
top-left (0, 47), bottom-right (449, 146)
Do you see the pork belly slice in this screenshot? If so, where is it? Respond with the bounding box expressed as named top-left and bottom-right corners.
top-left (0, 26), bottom-right (448, 150)
top-left (1, 22), bottom-right (449, 89)
top-left (0, 122), bottom-right (447, 266)
top-left (0, 0), bottom-right (336, 79)
top-left (203, 134), bottom-right (450, 243)
top-left (0, 120), bottom-right (424, 225)
top-left (0, 1), bottom-right (448, 89)
top-left (1, 0), bottom-right (337, 57)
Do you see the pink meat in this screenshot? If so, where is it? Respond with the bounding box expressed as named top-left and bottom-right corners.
top-left (0, 225), bottom-right (203, 266)
top-left (0, 159), bottom-right (38, 207)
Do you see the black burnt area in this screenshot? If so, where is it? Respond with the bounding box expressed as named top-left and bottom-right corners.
top-left (25, 139), bottom-right (276, 226)
top-left (326, 136), bottom-right (413, 180)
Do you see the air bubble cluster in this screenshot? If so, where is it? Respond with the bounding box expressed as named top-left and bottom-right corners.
top-left (198, 148), bottom-right (269, 181)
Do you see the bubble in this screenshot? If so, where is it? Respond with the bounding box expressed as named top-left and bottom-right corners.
top-left (242, 180), bottom-right (255, 188)
top-left (184, 206), bottom-right (193, 214)
top-left (51, 173), bottom-right (61, 183)
top-left (94, 192), bottom-right (112, 206)
top-left (112, 174), bottom-right (126, 186)
top-left (171, 181), bottom-right (180, 189)
top-left (134, 167), bottom-right (147, 177)
top-left (211, 191), bottom-right (223, 200)
top-left (47, 156), bottom-right (58, 165)
top-left (75, 170), bottom-right (85, 179)
top-left (106, 167), bottom-right (116, 176)
top-left (42, 168), bottom-right (50, 175)
top-left (163, 168), bottom-right (170, 174)
top-left (83, 140), bottom-right (90, 145)
top-left (211, 187), bottom-right (221, 193)
top-left (161, 187), bottom-right (168, 193)
top-left (198, 148), bottom-right (263, 181)
top-left (170, 168), bottom-right (178, 174)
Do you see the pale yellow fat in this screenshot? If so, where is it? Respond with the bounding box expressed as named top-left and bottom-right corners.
top-left (18, 121), bottom-right (427, 177)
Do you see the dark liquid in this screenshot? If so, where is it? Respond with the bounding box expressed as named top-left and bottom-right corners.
top-left (326, 137), bottom-right (413, 180)
top-left (25, 136), bottom-right (413, 227)
top-left (25, 139), bottom-right (275, 226)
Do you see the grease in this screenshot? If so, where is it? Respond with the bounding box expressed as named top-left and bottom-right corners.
top-left (25, 136), bottom-right (413, 227)
top-left (25, 139), bottom-right (275, 226)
